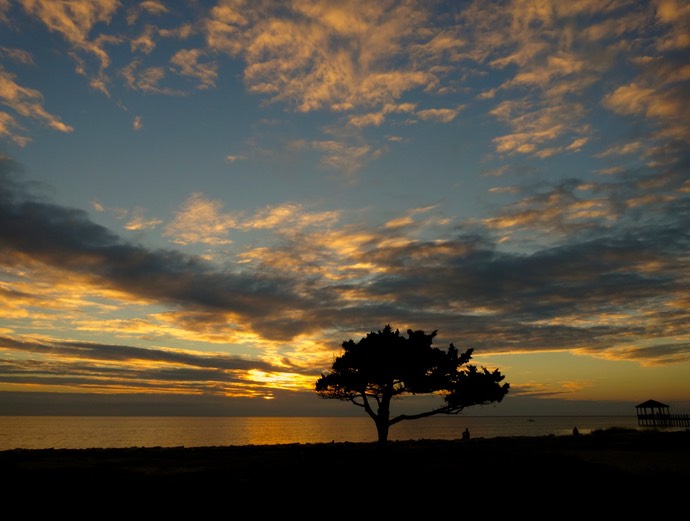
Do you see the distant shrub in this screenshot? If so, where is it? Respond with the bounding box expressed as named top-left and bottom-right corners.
top-left (590, 427), bottom-right (638, 436)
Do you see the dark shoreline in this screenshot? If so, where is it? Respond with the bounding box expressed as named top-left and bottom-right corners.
top-left (4, 428), bottom-right (689, 510)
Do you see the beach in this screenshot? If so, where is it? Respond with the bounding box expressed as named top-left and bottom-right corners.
top-left (3, 427), bottom-right (688, 513)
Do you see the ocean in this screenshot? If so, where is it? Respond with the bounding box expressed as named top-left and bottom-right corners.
top-left (0, 415), bottom-right (656, 450)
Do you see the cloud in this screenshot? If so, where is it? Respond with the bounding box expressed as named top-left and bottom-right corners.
top-left (124, 207), bottom-right (162, 231)
top-left (490, 101), bottom-right (584, 156)
top-left (19, 0), bottom-right (120, 46)
top-left (347, 102), bottom-right (418, 128)
top-left (653, 0), bottom-right (690, 51)
top-left (11, 0), bottom-right (206, 105)
top-left (240, 203), bottom-right (339, 231)
top-left (484, 181), bottom-right (615, 238)
top-left (348, 112), bottom-right (385, 128)
top-left (603, 83), bottom-right (657, 116)
top-left (121, 61), bottom-right (182, 95)
top-left (0, 0), bottom-right (9, 23)
top-left (2, 1), bottom-right (690, 402)
top-left (90, 200), bottom-right (160, 231)
top-left (170, 48), bottom-right (218, 90)
top-left (0, 46), bottom-right (34, 65)
top-left (2, 145), bottom-right (690, 402)
top-left (296, 137), bottom-right (374, 174)
top-left (596, 141), bottom-right (644, 157)
top-left (0, 334), bottom-right (303, 397)
top-left (127, 0), bottom-right (169, 25)
top-left (19, 0), bottom-right (120, 93)
top-left (0, 169), bottom-right (320, 344)
top-left (130, 25), bottom-right (158, 54)
top-left (455, 1), bottom-right (661, 158)
top-left (416, 106), bottom-right (462, 123)
top-left (204, 0), bottom-right (442, 113)
top-left (602, 73), bottom-right (690, 142)
top-left (164, 192), bottom-right (237, 245)
top-left (0, 112), bottom-right (29, 147)
top-left (0, 67), bottom-right (74, 138)
top-left (4, 0), bottom-right (686, 174)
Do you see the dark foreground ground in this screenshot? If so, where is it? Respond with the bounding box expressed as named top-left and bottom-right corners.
top-left (3, 428), bottom-right (689, 514)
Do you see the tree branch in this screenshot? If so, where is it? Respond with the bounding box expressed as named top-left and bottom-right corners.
top-left (390, 405), bottom-right (461, 425)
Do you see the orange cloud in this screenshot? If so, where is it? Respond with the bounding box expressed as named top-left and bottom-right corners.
top-left (0, 68), bottom-right (74, 136)
top-left (164, 193), bottom-right (237, 245)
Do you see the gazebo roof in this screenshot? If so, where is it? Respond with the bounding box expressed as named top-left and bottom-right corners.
top-left (636, 399), bottom-right (670, 408)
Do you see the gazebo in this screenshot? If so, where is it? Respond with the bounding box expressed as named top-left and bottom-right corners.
top-left (636, 399), bottom-right (671, 426)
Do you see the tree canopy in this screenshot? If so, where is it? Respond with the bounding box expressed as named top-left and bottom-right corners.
top-left (315, 325), bottom-right (509, 445)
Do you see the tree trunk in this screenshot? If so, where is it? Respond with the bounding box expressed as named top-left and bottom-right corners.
top-left (375, 397), bottom-right (391, 446)
top-left (375, 417), bottom-right (389, 446)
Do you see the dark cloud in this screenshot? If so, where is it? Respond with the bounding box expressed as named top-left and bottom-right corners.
top-left (1, 151), bottom-right (689, 374)
top-left (0, 159), bottom-right (313, 341)
top-left (307, 162), bottom-right (690, 360)
top-left (351, 228), bottom-right (686, 350)
top-left (0, 334), bottom-right (315, 394)
top-left (0, 335), bottom-right (278, 371)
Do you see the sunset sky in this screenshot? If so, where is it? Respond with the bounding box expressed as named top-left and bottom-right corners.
top-left (1, 0), bottom-right (689, 417)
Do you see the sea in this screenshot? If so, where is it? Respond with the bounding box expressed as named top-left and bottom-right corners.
top-left (0, 415), bottom-right (664, 451)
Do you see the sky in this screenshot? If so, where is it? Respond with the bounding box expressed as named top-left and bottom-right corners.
top-left (1, 0), bottom-right (689, 418)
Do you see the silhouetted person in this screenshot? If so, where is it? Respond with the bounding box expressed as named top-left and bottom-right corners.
top-left (572, 426), bottom-right (579, 436)
top-left (462, 428), bottom-right (470, 440)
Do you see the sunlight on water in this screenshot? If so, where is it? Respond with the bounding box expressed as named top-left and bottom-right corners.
top-left (0, 415), bottom-right (653, 450)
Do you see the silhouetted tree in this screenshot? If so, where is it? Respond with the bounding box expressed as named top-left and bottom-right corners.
top-left (315, 325), bottom-right (509, 445)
